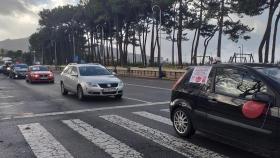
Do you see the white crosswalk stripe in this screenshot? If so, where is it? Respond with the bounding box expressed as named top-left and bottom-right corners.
top-left (160, 109), bottom-right (169, 113)
top-left (100, 115), bottom-right (226, 158)
top-left (0, 93), bottom-right (14, 99)
top-left (62, 119), bottom-right (143, 158)
top-left (0, 102), bottom-right (24, 108)
top-left (133, 111), bottom-right (172, 126)
top-left (18, 123), bottom-right (74, 158)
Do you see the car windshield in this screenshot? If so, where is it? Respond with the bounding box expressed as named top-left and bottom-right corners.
top-left (79, 66), bottom-right (111, 76)
top-left (257, 67), bottom-right (280, 83)
top-left (15, 64), bottom-right (28, 69)
top-left (30, 66), bottom-right (49, 71)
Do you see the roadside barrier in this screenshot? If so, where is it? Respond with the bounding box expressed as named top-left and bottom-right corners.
top-left (48, 65), bottom-right (185, 81)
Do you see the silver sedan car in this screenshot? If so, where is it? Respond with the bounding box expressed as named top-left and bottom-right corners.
top-left (60, 63), bottom-right (124, 100)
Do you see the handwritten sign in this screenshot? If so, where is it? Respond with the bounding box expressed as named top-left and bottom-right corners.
top-left (190, 66), bottom-right (212, 84)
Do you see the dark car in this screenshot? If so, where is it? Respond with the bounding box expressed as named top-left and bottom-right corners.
top-left (0, 65), bottom-right (3, 73)
top-left (9, 64), bottom-right (28, 79)
top-left (26, 65), bottom-right (54, 83)
top-left (2, 63), bottom-right (12, 75)
top-left (170, 64), bottom-right (280, 157)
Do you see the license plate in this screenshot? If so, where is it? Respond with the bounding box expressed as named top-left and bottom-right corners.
top-left (40, 77), bottom-right (48, 80)
top-left (103, 88), bottom-right (116, 92)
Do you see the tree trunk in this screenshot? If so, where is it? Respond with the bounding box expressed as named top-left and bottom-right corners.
top-left (264, 0), bottom-right (276, 63)
top-left (271, 10), bottom-right (280, 63)
top-left (191, 29), bottom-right (198, 65)
top-left (110, 37), bottom-right (114, 65)
top-left (177, 0), bottom-right (183, 66)
top-left (138, 32), bottom-right (144, 65)
top-left (194, 1), bottom-right (203, 65)
top-left (259, 0), bottom-right (277, 63)
top-left (172, 25), bottom-right (176, 65)
top-left (202, 36), bottom-right (214, 64)
top-left (217, 0), bottom-right (224, 58)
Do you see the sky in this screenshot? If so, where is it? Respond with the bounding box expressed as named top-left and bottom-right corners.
top-left (0, 0), bottom-right (279, 63)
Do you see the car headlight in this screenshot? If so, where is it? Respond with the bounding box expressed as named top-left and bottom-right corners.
top-left (119, 81), bottom-right (124, 87)
top-left (86, 82), bottom-right (98, 87)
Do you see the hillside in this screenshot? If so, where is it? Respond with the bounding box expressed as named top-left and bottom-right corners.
top-left (0, 37), bottom-right (29, 52)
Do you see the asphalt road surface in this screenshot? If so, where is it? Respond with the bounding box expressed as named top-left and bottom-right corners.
top-left (0, 73), bottom-right (265, 158)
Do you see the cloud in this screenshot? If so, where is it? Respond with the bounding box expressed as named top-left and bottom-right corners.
top-left (0, 0), bottom-right (78, 41)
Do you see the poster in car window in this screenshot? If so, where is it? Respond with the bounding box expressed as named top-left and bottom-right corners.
top-left (190, 66), bottom-right (212, 84)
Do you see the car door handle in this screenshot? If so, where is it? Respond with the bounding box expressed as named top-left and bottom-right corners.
top-left (208, 98), bottom-right (218, 103)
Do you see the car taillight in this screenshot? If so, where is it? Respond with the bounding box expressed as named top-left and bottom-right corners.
top-left (172, 74), bottom-right (185, 90)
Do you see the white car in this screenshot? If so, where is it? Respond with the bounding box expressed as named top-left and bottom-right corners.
top-left (60, 63), bottom-right (124, 100)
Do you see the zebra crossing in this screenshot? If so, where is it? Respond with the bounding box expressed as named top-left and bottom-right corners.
top-left (0, 92), bottom-right (14, 99)
top-left (17, 109), bottom-right (227, 158)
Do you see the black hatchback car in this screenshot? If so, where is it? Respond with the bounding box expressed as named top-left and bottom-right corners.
top-left (170, 64), bottom-right (280, 157)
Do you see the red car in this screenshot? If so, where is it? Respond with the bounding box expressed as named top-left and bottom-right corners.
top-left (26, 65), bottom-right (54, 83)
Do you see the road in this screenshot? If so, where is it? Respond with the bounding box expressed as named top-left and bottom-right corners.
top-left (0, 73), bottom-right (264, 158)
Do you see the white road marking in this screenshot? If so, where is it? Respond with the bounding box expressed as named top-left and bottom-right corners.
top-left (0, 94), bottom-right (14, 98)
top-left (101, 115), bottom-right (226, 158)
top-left (160, 109), bottom-right (169, 113)
top-left (133, 111), bottom-right (172, 126)
top-left (126, 84), bottom-right (171, 91)
top-left (18, 123), bottom-right (73, 158)
top-left (123, 97), bottom-right (151, 103)
top-left (63, 119), bottom-right (142, 158)
top-left (0, 102), bottom-right (24, 108)
top-left (1, 101), bottom-right (169, 120)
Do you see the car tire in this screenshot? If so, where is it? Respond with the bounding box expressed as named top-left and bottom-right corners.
top-left (61, 83), bottom-right (68, 95)
top-left (77, 85), bottom-right (85, 101)
top-left (115, 94), bottom-right (122, 100)
top-left (172, 107), bottom-right (195, 138)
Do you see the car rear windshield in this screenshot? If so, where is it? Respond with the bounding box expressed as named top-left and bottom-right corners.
top-left (79, 66), bottom-right (111, 76)
top-left (30, 66), bottom-right (48, 71)
top-left (257, 67), bottom-right (280, 83)
top-left (15, 64), bottom-right (28, 69)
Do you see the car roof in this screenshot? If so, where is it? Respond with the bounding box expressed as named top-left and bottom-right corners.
top-left (191, 63), bottom-right (279, 69)
top-left (68, 63), bottom-right (104, 68)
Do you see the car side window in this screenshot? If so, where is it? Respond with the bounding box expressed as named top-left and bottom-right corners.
top-left (63, 66), bottom-right (70, 74)
top-left (202, 69), bottom-right (215, 92)
top-left (183, 69), bottom-right (203, 90)
top-left (215, 68), bottom-right (267, 99)
top-left (71, 67), bottom-right (78, 75)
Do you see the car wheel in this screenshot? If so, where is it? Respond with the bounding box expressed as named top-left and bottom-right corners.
top-left (172, 107), bottom-right (195, 138)
top-left (61, 83), bottom-right (68, 95)
top-left (115, 94), bottom-right (122, 100)
top-left (77, 86), bottom-right (85, 101)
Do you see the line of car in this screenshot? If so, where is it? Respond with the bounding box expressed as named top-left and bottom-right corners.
top-left (0, 63), bottom-right (55, 83)
top-left (0, 63), bottom-right (124, 101)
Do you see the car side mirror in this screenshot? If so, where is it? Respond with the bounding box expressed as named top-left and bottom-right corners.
top-left (252, 92), bottom-right (273, 104)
